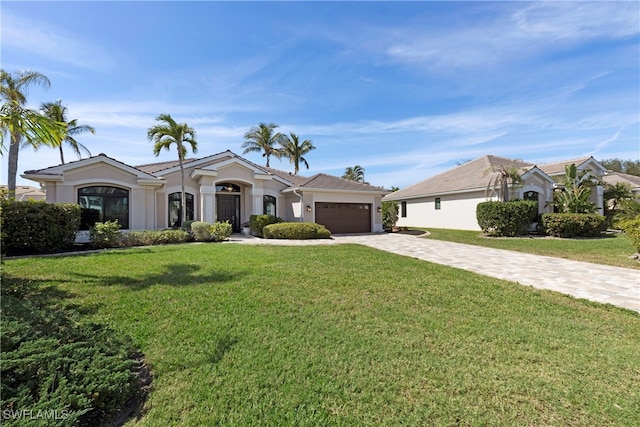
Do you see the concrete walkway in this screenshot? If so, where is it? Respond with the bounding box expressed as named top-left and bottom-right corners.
top-left (228, 233), bottom-right (640, 313)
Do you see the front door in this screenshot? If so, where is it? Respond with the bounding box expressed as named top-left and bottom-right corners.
top-left (216, 195), bottom-right (240, 232)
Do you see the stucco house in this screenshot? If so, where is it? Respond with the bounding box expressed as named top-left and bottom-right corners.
top-left (602, 172), bottom-right (640, 199)
top-left (0, 185), bottom-right (46, 201)
top-left (22, 150), bottom-right (388, 238)
top-left (384, 155), bottom-right (607, 231)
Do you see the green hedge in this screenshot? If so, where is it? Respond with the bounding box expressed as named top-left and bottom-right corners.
top-left (476, 200), bottom-right (538, 237)
top-left (263, 222), bottom-right (331, 240)
top-left (541, 213), bottom-right (606, 238)
top-left (119, 229), bottom-right (192, 247)
top-left (90, 220), bottom-right (122, 248)
top-left (620, 217), bottom-right (640, 252)
top-left (249, 214), bottom-right (282, 237)
top-left (1, 200), bottom-right (81, 255)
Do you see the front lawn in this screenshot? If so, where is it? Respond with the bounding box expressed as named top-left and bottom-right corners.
top-left (3, 243), bottom-right (639, 426)
top-left (422, 228), bottom-right (640, 269)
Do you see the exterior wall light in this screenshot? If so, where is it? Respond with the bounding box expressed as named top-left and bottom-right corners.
top-left (306, 205), bottom-right (312, 213)
top-left (377, 206), bottom-right (382, 212)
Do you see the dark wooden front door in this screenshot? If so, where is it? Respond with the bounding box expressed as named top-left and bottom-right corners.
top-left (216, 195), bottom-right (240, 232)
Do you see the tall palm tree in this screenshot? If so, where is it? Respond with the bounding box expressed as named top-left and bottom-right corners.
top-left (40, 100), bottom-right (95, 164)
top-left (279, 133), bottom-right (315, 174)
top-left (241, 122), bottom-right (283, 167)
top-left (342, 165), bottom-right (366, 183)
top-left (1, 69), bottom-right (54, 196)
top-left (147, 114), bottom-right (198, 226)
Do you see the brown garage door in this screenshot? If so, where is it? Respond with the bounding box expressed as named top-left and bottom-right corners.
top-left (315, 203), bottom-right (371, 234)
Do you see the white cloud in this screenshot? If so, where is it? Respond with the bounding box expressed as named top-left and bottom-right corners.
top-left (2, 12), bottom-right (117, 71)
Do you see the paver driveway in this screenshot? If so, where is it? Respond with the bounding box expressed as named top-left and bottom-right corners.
top-left (230, 233), bottom-right (640, 313)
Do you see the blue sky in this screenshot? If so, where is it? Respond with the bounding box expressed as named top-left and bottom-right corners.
top-left (2, 1), bottom-right (638, 188)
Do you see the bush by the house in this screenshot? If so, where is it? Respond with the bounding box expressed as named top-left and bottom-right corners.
top-left (210, 221), bottom-right (233, 241)
top-left (476, 200), bottom-right (538, 237)
top-left (541, 213), bottom-right (606, 238)
top-left (90, 220), bottom-right (122, 248)
top-left (119, 229), bottom-right (192, 247)
top-left (263, 222), bottom-right (331, 240)
top-left (382, 201), bottom-right (399, 230)
top-left (180, 220), bottom-right (195, 232)
top-left (191, 221), bottom-right (232, 242)
top-left (620, 217), bottom-right (640, 253)
top-left (1, 200), bottom-right (81, 255)
top-left (249, 214), bottom-right (282, 237)
top-left (191, 221), bottom-right (212, 241)
top-left (1, 277), bottom-right (140, 426)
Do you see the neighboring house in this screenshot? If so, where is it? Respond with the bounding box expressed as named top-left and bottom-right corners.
top-left (602, 171), bottom-right (640, 199)
top-left (0, 185), bottom-right (46, 201)
top-left (384, 155), bottom-right (607, 231)
top-left (22, 150), bottom-right (388, 238)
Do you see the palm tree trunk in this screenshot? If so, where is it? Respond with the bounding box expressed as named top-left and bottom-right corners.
top-left (7, 131), bottom-right (21, 197)
top-left (59, 145), bottom-right (65, 164)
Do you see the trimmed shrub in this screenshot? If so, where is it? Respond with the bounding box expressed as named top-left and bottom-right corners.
top-left (1, 200), bottom-right (81, 255)
top-left (249, 214), bottom-right (282, 237)
top-left (263, 222), bottom-right (331, 240)
top-left (191, 221), bottom-right (232, 242)
top-left (210, 221), bottom-right (232, 242)
top-left (476, 200), bottom-right (538, 237)
top-left (191, 221), bottom-right (212, 242)
top-left (181, 219), bottom-right (195, 232)
top-left (541, 213), bottom-right (607, 238)
top-left (620, 217), bottom-right (640, 252)
top-left (90, 220), bottom-right (122, 248)
top-left (382, 201), bottom-right (399, 230)
top-left (119, 229), bottom-right (192, 247)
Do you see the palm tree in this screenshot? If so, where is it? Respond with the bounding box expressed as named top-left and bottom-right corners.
top-left (485, 164), bottom-right (523, 202)
top-left (342, 165), bottom-right (366, 183)
top-left (279, 133), bottom-right (315, 174)
top-left (40, 100), bottom-right (95, 164)
top-left (241, 122), bottom-right (283, 167)
top-left (1, 69), bottom-right (55, 196)
top-left (147, 114), bottom-right (198, 226)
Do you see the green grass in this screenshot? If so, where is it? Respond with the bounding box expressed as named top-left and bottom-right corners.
top-left (3, 243), bottom-right (639, 426)
top-left (421, 228), bottom-right (640, 269)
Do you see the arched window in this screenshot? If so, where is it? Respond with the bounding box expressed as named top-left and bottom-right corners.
top-left (168, 192), bottom-right (194, 227)
top-left (78, 186), bottom-right (129, 230)
top-left (216, 183), bottom-right (241, 193)
top-left (524, 191), bottom-right (539, 201)
top-left (263, 195), bottom-right (276, 216)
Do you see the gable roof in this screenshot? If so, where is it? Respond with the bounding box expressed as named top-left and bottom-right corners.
top-left (603, 172), bottom-right (640, 190)
top-left (384, 155), bottom-right (533, 201)
top-left (537, 156), bottom-right (606, 177)
top-left (284, 173), bottom-right (388, 194)
top-left (22, 153), bottom-right (164, 185)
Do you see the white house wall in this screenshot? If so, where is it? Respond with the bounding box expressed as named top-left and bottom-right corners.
top-left (396, 191), bottom-right (486, 231)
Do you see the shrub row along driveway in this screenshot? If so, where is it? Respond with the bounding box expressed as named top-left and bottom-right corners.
top-left (229, 233), bottom-right (640, 313)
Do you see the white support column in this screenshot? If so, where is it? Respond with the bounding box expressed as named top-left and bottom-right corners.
top-left (200, 185), bottom-right (216, 223)
top-left (251, 186), bottom-right (264, 216)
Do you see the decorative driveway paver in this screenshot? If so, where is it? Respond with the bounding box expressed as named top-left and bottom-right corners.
top-left (229, 233), bottom-right (640, 313)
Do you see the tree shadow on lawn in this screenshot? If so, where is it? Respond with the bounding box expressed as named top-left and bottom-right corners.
top-left (70, 262), bottom-right (244, 291)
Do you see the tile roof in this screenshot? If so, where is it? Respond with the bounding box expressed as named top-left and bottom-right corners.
top-left (296, 173), bottom-right (388, 192)
top-left (536, 156), bottom-right (594, 176)
top-left (603, 172), bottom-right (640, 189)
top-left (385, 155), bottom-right (532, 200)
top-left (263, 167), bottom-right (309, 185)
top-left (134, 158), bottom-right (200, 174)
